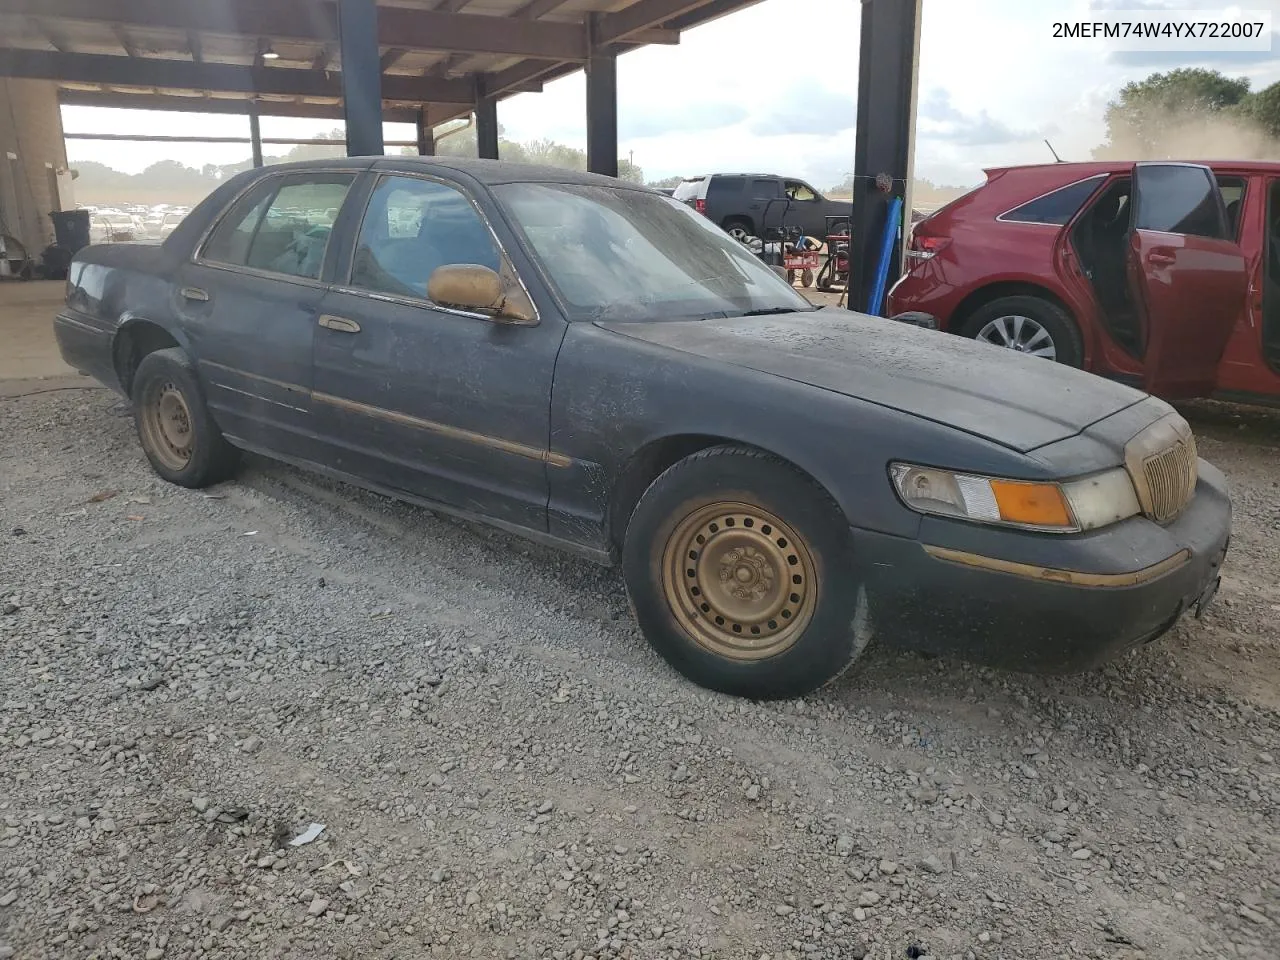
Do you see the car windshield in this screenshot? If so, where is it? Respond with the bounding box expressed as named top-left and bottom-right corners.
top-left (493, 182), bottom-right (814, 322)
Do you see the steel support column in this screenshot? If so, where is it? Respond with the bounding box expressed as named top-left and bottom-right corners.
top-left (416, 107), bottom-right (435, 155)
top-left (847, 0), bottom-right (921, 313)
top-left (475, 94), bottom-right (499, 159)
top-left (337, 0), bottom-right (384, 156)
top-left (248, 103), bottom-right (263, 167)
top-left (585, 39), bottom-right (618, 177)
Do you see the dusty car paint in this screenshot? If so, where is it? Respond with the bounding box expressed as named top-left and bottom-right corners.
top-left (53, 157), bottom-right (1231, 674)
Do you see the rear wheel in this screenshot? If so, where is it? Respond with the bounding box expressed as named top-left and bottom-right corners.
top-left (132, 347), bottom-right (239, 487)
top-left (723, 217), bottom-right (754, 242)
top-left (622, 446), bottom-right (868, 700)
top-left (959, 295), bottom-right (1084, 368)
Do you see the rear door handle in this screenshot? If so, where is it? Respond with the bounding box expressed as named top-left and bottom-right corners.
top-left (180, 286), bottom-right (209, 302)
top-left (1146, 250), bottom-right (1177, 267)
top-left (318, 314), bottom-right (361, 334)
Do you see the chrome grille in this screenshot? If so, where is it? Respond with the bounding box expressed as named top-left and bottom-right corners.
top-left (1125, 413), bottom-right (1198, 525)
top-left (1141, 435), bottom-right (1197, 523)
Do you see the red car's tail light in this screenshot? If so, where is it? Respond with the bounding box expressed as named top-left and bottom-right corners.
top-left (907, 235), bottom-right (950, 260)
top-left (694, 198), bottom-right (707, 215)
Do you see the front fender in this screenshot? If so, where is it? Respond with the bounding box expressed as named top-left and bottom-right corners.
top-left (549, 324), bottom-right (1040, 549)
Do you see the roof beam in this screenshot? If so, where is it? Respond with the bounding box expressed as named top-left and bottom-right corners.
top-left (57, 88), bottom-right (420, 122)
top-left (513, 0), bottom-right (573, 19)
top-left (0, 49), bottom-right (484, 103)
top-left (17, 0), bottom-right (589, 61)
top-left (112, 25), bottom-right (141, 58)
top-left (379, 47), bottom-right (408, 71)
top-left (32, 19), bottom-right (72, 53)
top-left (427, 52), bottom-right (469, 78)
top-left (596, 0), bottom-right (712, 45)
top-left (313, 45), bottom-right (334, 72)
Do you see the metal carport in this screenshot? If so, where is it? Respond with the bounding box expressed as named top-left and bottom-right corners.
top-left (0, 0), bottom-right (766, 176)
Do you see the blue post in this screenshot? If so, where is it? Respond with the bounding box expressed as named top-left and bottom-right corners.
top-left (868, 196), bottom-right (903, 317)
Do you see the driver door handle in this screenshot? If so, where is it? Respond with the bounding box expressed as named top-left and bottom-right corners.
top-left (318, 314), bottom-right (361, 334)
top-left (180, 286), bottom-right (209, 302)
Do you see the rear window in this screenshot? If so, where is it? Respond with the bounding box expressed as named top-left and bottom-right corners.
top-left (707, 177), bottom-right (746, 198)
top-left (672, 178), bottom-right (706, 202)
top-left (999, 175), bottom-right (1106, 225)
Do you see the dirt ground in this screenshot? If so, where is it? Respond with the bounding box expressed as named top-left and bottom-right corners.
top-left (0, 288), bottom-right (1277, 960)
top-left (0, 282), bottom-right (76, 383)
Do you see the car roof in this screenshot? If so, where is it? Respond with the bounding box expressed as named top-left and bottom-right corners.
top-left (249, 155), bottom-right (654, 190)
top-left (984, 159), bottom-right (1280, 177)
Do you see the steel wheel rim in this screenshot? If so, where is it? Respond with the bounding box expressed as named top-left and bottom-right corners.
top-left (142, 381), bottom-right (194, 471)
top-left (975, 315), bottom-right (1057, 360)
top-left (661, 501), bottom-right (818, 661)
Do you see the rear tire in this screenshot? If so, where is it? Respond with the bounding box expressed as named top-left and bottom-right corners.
top-left (959, 295), bottom-right (1084, 368)
top-left (722, 217), bottom-right (754, 241)
top-left (622, 445), bottom-right (867, 700)
top-left (131, 347), bottom-right (240, 488)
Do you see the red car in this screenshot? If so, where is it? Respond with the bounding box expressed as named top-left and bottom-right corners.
top-left (887, 160), bottom-right (1280, 403)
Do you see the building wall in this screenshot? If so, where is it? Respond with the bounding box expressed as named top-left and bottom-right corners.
top-left (0, 79), bottom-right (71, 259)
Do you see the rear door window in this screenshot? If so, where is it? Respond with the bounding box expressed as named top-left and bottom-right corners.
top-left (204, 186), bottom-right (273, 265)
top-left (999, 175), bottom-right (1106, 225)
top-left (245, 176), bottom-right (354, 279)
top-left (1132, 164), bottom-right (1228, 239)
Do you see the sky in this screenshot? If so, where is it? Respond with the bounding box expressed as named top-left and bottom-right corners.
top-left (60, 0), bottom-right (1280, 191)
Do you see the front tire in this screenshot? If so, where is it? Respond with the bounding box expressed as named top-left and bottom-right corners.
top-left (622, 446), bottom-right (866, 700)
top-left (959, 295), bottom-right (1084, 367)
top-left (131, 347), bottom-right (240, 488)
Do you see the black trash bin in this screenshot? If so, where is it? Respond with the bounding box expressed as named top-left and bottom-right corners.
top-left (50, 210), bottom-right (91, 255)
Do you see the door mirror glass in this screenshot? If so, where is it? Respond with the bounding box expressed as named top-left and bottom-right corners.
top-left (427, 264), bottom-right (536, 325)
top-left (1132, 163), bottom-right (1229, 239)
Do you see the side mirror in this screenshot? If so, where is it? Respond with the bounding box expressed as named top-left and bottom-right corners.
top-left (426, 264), bottom-right (537, 325)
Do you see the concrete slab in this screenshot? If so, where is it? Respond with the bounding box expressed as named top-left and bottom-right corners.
top-left (0, 280), bottom-right (80, 381)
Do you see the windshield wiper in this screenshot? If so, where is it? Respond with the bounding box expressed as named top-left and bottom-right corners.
top-left (735, 306), bottom-right (810, 317)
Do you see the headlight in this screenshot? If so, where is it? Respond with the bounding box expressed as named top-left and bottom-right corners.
top-left (889, 463), bottom-right (1141, 533)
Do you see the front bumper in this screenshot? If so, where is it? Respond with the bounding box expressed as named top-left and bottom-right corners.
top-left (853, 461), bottom-right (1231, 673)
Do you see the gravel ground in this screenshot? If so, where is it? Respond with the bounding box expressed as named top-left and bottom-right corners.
top-left (1, 386), bottom-right (1277, 960)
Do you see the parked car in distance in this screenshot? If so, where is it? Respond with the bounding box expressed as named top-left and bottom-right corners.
top-left (88, 212), bottom-right (137, 243)
top-left (674, 173), bottom-right (850, 241)
top-left (54, 157), bottom-right (1230, 699)
top-left (157, 210), bottom-right (188, 239)
top-left (887, 159), bottom-right (1280, 404)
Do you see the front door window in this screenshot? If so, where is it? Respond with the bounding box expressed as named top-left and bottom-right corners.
top-left (350, 175), bottom-right (501, 302)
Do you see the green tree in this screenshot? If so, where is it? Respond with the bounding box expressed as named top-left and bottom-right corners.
top-left (647, 175), bottom-right (683, 189)
top-left (1239, 80), bottom-right (1280, 138)
top-left (1096, 68), bottom-right (1251, 157)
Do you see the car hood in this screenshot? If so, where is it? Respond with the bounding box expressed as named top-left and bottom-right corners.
top-left (596, 310), bottom-right (1146, 453)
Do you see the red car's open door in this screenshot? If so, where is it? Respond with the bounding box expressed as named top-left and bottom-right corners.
top-left (1127, 162), bottom-right (1247, 399)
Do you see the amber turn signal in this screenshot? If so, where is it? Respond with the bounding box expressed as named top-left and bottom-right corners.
top-left (988, 481), bottom-right (1074, 528)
